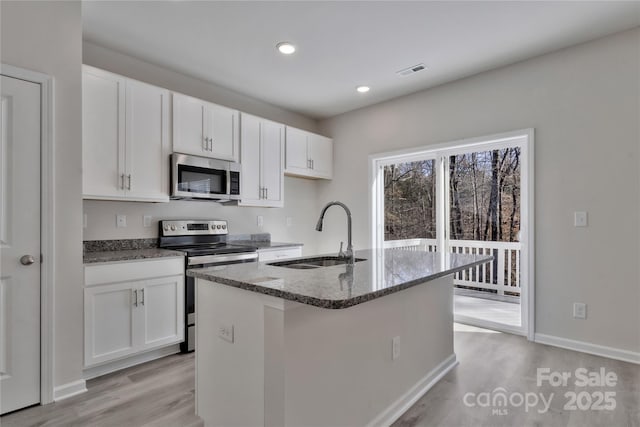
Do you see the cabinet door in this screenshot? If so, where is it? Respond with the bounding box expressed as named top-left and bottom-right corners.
top-left (308, 134), bottom-right (333, 179)
top-left (207, 103), bottom-right (239, 162)
top-left (138, 275), bottom-right (184, 350)
top-left (82, 66), bottom-right (125, 199)
top-left (261, 120), bottom-right (284, 207)
top-left (284, 127), bottom-right (309, 175)
top-left (125, 80), bottom-right (170, 202)
top-left (84, 282), bottom-right (136, 367)
top-left (239, 114), bottom-right (262, 205)
top-left (172, 93), bottom-right (207, 156)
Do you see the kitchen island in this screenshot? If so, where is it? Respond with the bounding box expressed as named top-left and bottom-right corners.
top-left (189, 249), bottom-right (491, 427)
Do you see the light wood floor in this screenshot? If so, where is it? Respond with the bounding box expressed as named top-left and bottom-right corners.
top-left (1, 352), bottom-right (202, 427)
top-left (3, 325), bottom-right (638, 427)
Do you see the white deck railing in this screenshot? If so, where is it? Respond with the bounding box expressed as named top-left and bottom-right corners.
top-left (383, 238), bottom-right (521, 296)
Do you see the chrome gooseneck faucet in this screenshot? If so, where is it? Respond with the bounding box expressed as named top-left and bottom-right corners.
top-left (315, 201), bottom-right (354, 262)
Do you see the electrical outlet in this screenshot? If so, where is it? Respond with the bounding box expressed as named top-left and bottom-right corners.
top-left (218, 324), bottom-right (234, 343)
top-left (257, 215), bottom-right (264, 227)
top-left (574, 211), bottom-right (588, 227)
top-left (143, 215), bottom-right (152, 227)
top-left (573, 302), bottom-right (587, 319)
top-left (392, 336), bottom-right (400, 360)
top-left (116, 214), bottom-right (127, 228)
top-left (286, 216), bottom-right (293, 227)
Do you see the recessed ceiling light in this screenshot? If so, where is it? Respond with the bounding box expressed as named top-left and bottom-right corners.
top-left (356, 86), bottom-right (370, 93)
top-left (276, 42), bottom-right (296, 55)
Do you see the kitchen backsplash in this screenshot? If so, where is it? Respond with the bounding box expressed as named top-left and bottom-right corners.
top-left (82, 177), bottom-right (319, 255)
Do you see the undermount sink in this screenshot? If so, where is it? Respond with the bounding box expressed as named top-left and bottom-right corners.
top-left (268, 256), bottom-right (366, 269)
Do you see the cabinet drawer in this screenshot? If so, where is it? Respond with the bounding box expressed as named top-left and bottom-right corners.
top-left (258, 247), bottom-right (302, 262)
top-left (85, 257), bottom-right (184, 286)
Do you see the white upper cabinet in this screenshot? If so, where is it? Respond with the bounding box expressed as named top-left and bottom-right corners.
top-left (284, 127), bottom-right (333, 179)
top-left (82, 66), bottom-right (170, 202)
top-left (172, 93), bottom-right (239, 162)
top-left (239, 113), bottom-right (284, 207)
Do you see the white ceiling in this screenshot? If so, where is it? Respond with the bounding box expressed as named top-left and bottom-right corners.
top-left (82, 1), bottom-right (640, 120)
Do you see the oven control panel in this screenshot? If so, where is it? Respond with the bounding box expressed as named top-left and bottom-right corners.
top-left (160, 220), bottom-right (228, 236)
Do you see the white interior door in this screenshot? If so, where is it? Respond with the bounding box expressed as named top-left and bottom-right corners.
top-left (0, 75), bottom-right (41, 414)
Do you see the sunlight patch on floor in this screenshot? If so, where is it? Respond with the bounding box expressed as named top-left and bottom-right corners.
top-left (453, 322), bottom-right (501, 333)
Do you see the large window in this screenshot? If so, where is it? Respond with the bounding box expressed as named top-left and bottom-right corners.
top-left (383, 160), bottom-right (436, 241)
top-left (448, 148), bottom-right (521, 242)
top-left (371, 129), bottom-right (533, 337)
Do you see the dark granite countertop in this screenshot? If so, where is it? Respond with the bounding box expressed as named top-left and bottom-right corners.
top-left (83, 248), bottom-right (185, 264)
top-left (188, 249), bottom-right (492, 309)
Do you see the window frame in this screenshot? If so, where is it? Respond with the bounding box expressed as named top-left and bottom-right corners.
top-left (369, 128), bottom-right (535, 339)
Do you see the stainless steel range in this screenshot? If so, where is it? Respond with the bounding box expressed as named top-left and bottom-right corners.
top-left (158, 220), bottom-right (257, 352)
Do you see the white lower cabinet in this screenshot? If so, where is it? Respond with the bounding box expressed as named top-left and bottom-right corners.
top-left (257, 247), bottom-right (302, 262)
top-left (84, 258), bottom-right (184, 368)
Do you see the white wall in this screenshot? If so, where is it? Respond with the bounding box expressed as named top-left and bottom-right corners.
top-left (81, 41), bottom-right (321, 254)
top-left (1, 1), bottom-right (84, 388)
top-left (318, 28), bottom-right (640, 354)
top-left (84, 177), bottom-right (319, 255)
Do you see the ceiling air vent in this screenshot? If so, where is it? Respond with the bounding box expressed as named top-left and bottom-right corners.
top-left (396, 63), bottom-right (427, 77)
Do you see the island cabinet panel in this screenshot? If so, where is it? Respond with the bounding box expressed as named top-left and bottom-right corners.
top-left (284, 127), bottom-right (333, 179)
top-left (82, 65), bottom-right (170, 202)
top-left (84, 258), bottom-right (184, 368)
top-left (239, 113), bottom-right (285, 207)
top-left (195, 275), bottom-right (455, 427)
top-left (172, 92), bottom-right (239, 162)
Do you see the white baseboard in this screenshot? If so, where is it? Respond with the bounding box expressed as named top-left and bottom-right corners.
top-left (83, 344), bottom-right (181, 380)
top-left (53, 379), bottom-right (87, 401)
top-left (535, 333), bottom-right (640, 365)
top-left (367, 353), bottom-right (458, 427)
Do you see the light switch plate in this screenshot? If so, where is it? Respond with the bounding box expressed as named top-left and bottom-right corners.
top-left (286, 216), bottom-right (293, 227)
top-left (574, 211), bottom-right (588, 227)
top-left (392, 336), bottom-right (400, 360)
top-left (116, 214), bottom-right (127, 228)
top-left (257, 215), bottom-right (264, 227)
top-left (573, 302), bottom-right (587, 319)
top-left (143, 215), bottom-right (152, 227)
top-left (219, 324), bottom-right (234, 343)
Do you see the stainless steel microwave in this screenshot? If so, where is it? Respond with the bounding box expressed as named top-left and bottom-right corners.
top-left (171, 153), bottom-right (241, 201)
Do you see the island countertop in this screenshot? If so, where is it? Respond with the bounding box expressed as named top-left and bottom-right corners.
top-left (188, 249), bottom-right (492, 309)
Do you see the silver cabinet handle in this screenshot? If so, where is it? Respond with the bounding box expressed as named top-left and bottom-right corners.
top-left (203, 136), bottom-right (207, 151)
top-left (265, 187), bottom-right (268, 200)
top-left (140, 289), bottom-right (145, 306)
top-left (307, 159), bottom-right (311, 168)
top-left (311, 159), bottom-right (314, 169)
top-left (127, 174), bottom-right (132, 190)
top-left (209, 137), bottom-right (213, 151)
top-left (133, 289), bottom-right (138, 307)
top-left (20, 255), bottom-right (35, 266)
top-left (120, 174), bottom-right (125, 190)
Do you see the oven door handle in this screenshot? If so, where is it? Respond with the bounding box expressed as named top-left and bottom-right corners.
top-left (187, 252), bottom-right (258, 266)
